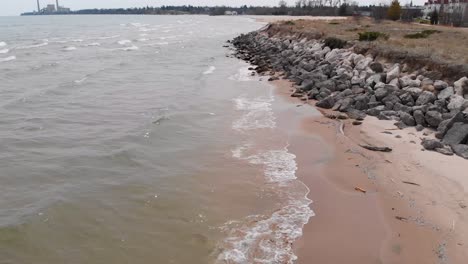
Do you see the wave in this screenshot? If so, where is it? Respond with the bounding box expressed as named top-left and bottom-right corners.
top-left (218, 145), bottom-right (314, 264)
top-left (229, 67), bottom-right (254, 82)
top-left (16, 42), bottom-right (48, 50)
top-left (232, 96), bottom-right (276, 131)
top-left (0, 49), bottom-right (9, 54)
top-left (0, 56), bottom-right (16, 62)
top-left (96, 35), bottom-right (120, 40)
top-left (118, 45), bottom-right (139, 51)
top-left (203, 66), bottom-right (216, 75)
top-left (117, 40), bottom-right (132, 45)
top-left (0, 42), bottom-right (7, 47)
top-left (63, 46), bottom-right (76, 51)
top-left (85, 42), bottom-right (100, 47)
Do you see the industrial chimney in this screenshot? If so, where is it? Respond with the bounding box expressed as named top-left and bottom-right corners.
top-left (37, 0), bottom-right (41, 12)
top-left (56, 0), bottom-right (59, 11)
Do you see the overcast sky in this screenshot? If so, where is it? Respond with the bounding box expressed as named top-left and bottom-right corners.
top-left (2, 0), bottom-right (424, 16)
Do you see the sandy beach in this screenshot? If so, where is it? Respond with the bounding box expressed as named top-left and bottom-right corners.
top-left (273, 79), bottom-right (468, 263)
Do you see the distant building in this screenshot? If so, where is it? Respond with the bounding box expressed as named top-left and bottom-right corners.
top-left (45, 4), bottom-right (56, 12)
top-left (423, 0), bottom-right (468, 26)
top-left (224, 11), bottom-right (238, 15)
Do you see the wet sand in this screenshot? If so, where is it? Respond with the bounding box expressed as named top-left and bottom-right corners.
top-left (273, 79), bottom-right (468, 263)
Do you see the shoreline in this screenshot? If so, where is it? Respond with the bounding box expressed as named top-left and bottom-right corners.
top-left (273, 79), bottom-right (468, 263)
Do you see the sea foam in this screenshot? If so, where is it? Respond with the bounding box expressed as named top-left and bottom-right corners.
top-left (218, 145), bottom-right (314, 264)
top-left (232, 96), bottom-right (276, 131)
top-left (203, 66), bottom-right (216, 75)
top-left (0, 56), bottom-right (16, 62)
top-left (0, 49), bottom-right (9, 54)
top-left (0, 42), bottom-right (6, 47)
top-left (16, 42), bottom-right (48, 49)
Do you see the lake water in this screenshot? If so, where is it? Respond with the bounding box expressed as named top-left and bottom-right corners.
top-left (0, 15), bottom-right (313, 264)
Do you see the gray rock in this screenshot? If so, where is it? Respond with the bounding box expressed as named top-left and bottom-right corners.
top-left (399, 75), bottom-right (421, 88)
top-left (378, 110), bottom-right (398, 120)
top-left (405, 87), bottom-right (423, 99)
top-left (413, 110), bottom-right (426, 126)
top-left (353, 94), bottom-right (370, 110)
top-left (442, 122), bottom-right (468, 145)
top-left (421, 138), bottom-right (444, 150)
top-left (347, 109), bottom-right (366, 120)
top-left (382, 94), bottom-right (401, 106)
top-left (435, 146), bottom-right (454, 156)
top-left (366, 74), bottom-right (382, 87)
top-left (416, 124), bottom-right (425, 131)
top-left (399, 111), bottom-right (416, 126)
top-left (386, 65), bottom-right (400, 83)
top-left (454, 77), bottom-right (468, 96)
top-left (451, 144), bottom-right (468, 159)
top-left (316, 96), bottom-right (335, 109)
top-left (367, 105), bottom-right (386, 116)
top-left (375, 87), bottom-right (388, 101)
top-left (437, 86), bottom-right (454, 100)
top-left (433, 80), bottom-right (448, 91)
top-left (447, 95), bottom-right (466, 111)
top-left (393, 103), bottom-right (412, 114)
top-left (425, 111), bottom-right (443, 127)
top-left (369, 62), bottom-right (384, 73)
top-left (399, 92), bottom-right (415, 106)
top-left (339, 97), bottom-right (354, 112)
top-left (374, 82), bottom-right (386, 90)
top-left (415, 91), bottom-right (436, 106)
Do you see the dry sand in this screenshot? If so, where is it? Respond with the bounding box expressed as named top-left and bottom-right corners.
top-left (246, 15), bottom-right (347, 23)
top-left (273, 79), bottom-right (468, 263)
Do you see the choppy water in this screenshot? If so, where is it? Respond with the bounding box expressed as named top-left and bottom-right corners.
top-left (0, 15), bottom-right (313, 264)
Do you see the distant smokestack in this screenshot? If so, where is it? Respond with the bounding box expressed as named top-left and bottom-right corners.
top-left (56, 0), bottom-right (59, 11)
top-left (37, 0), bottom-right (40, 12)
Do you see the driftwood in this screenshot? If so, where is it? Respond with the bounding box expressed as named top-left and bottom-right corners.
top-left (354, 187), bottom-right (367, 193)
top-left (395, 216), bottom-right (408, 221)
top-left (402, 181), bottom-right (421, 186)
top-left (359, 144), bottom-right (392, 152)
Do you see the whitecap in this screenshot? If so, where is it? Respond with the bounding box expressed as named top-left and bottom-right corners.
top-left (203, 66), bottom-right (216, 75)
top-left (119, 45), bottom-right (139, 51)
top-left (97, 35), bottom-right (120, 40)
top-left (74, 77), bottom-right (87, 84)
top-left (0, 49), bottom-right (9, 54)
top-left (0, 41), bottom-right (7, 47)
top-left (63, 46), bottom-right (76, 51)
top-left (16, 42), bottom-right (48, 50)
top-left (85, 42), bottom-right (100, 47)
top-left (229, 67), bottom-right (254, 82)
top-left (0, 56), bottom-right (16, 62)
top-left (137, 38), bottom-right (148, 42)
top-left (117, 40), bottom-right (132, 45)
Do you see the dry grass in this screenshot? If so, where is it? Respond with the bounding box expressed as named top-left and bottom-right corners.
top-left (269, 17), bottom-right (468, 65)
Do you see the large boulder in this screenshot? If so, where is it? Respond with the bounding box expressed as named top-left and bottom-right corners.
top-left (386, 65), bottom-right (400, 83)
top-left (425, 110), bottom-right (443, 127)
top-left (367, 105), bottom-right (386, 116)
top-left (375, 87), bottom-right (388, 101)
top-left (437, 86), bottom-right (454, 100)
top-left (451, 144), bottom-right (468, 159)
top-left (421, 138), bottom-right (444, 150)
top-left (405, 87), bottom-right (423, 99)
top-left (433, 80), bottom-right (448, 91)
top-left (454, 77), bottom-right (468, 96)
top-left (400, 75), bottom-right (421, 88)
top-left (413, 110), bottom-right (426, 126)
top-left (415, 91), bottom-right (436, 106)
top-left (316, 96), bottom-right (336, 109)
top-left (442, 122), bottom-right (468, 145)
top-left (399, 111), bottom-right (416, 126)
top-left (447, 95), bottom-right (466, 111)
top-left (369, 62), bottom-right (384, 73)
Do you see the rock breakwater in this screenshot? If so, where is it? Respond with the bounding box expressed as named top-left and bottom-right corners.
top-left (230, 27), bottom-right (468, 159)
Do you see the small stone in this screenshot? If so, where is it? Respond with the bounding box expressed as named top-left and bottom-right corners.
top-left (352, 121), bottom-right (362, 125)
top-left (435, 147), bottom-right (454, 156)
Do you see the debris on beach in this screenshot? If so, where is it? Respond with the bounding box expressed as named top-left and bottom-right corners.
top-left (359, 144), bottom-right (392, 152)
